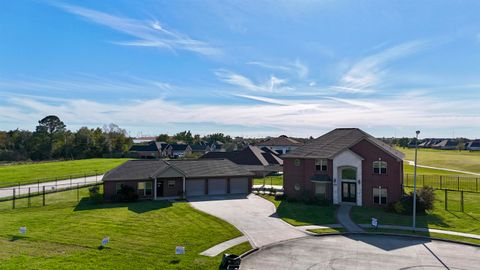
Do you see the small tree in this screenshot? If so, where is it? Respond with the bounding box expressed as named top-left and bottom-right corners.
top-left (418, 186), bottom-right (435, 211)
top-left (114, 185), bottom-right (138, 202)
top-left (88, 185), bottom-right (103, 204)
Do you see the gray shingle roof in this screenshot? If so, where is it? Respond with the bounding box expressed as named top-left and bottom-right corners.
top-left (257, 135), bottom-right (303, 147)
top-left (200, 145), bottom-right (282, 166)
top-left (102, 159), bottom-right (253, 181)
top-left (282, 128), bottom-right (404, 160)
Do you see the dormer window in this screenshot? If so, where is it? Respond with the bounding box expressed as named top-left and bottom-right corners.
top-left (373, 160), bottom-right (387, 174)
top-left (315, 159), bottom-right (328, 172)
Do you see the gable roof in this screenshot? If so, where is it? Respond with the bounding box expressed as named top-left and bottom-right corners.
top-left (103, 159), bottom-right (253, 181)
top-left (433, 139), bottom-right (457, 147)
top-left (190, 144), bottom-right (209, 151)
top-left (171, 144), bottom-right (190, 151)
top-left (257, 135), bottom-right (303, 147)
top-left (129, 141), bottom-right (159, 152)
top-left (200, 145), bottom-right (283, 166)
top-left (282, 128), bottom-right (404, 160)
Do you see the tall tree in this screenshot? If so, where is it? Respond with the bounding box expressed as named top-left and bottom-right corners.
top-left (36, 115), bottom-right (66, 134)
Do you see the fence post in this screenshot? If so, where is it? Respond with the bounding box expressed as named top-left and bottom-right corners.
top-left (37, 180), bottom-right (40, 193)
top-left (77, 183), bottom-right (80, 202)
top-left (457, 176), bottom-right (460, 191)
top-left (422, 175), bottom-right (425, 187)
top-left (476, 178), bottom-right (478, 192)
top-left (12, 188), bottom-right (15, 209)
top-left (95, 170), bottom-right (98, 182)
top-left (55, 178), bottom-right (58, 189)
top-left (70, 176), bottom-right (72, 188)
top-left (461, 191), bottom-right (464, 212)
top-left (84, 173), bottom-right (87, 184)
top-left (440, 176), bottom-right (443, 189)
top-left (444, 189), bottom-right (447, 210)
top-left (42, 186), bottom-right (45, 206)
top-left (28, 187), bottom-right (31, 208)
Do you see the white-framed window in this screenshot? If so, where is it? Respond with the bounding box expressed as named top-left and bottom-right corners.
top-left (168, 180), bottom-right (175, 188)
top-left (373, 160), bottom-right (387, 174)
top-left (373, 188), bottom-right (387, 205)
top-left (315, 183), bottom-right (326, 199)
top-left (315, 159), bottom-right (328, 172)
top-left (294, 159), bottom-right (301, 167)
top-left (115, 183), bottom-right (122, 194)
top-left (137, 182), bottom-right (152, 196)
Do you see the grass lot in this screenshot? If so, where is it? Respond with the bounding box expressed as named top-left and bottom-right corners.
top-left (404, 164), bottom-right (468, 176)
top-left (0, 189), bottom-right (250, 269)
top-left (351, 189), bottom-right (480, 235)
top-left (0, 159), bottom-right (131, 187)
top-left (398, 147), bottom-right (480, 173)
top-left (365, 228), bottom-right (480, 246)
top-left (253, 175), bottom-right (283, 186)
top-left (260, 195), bottom-right (337, 226)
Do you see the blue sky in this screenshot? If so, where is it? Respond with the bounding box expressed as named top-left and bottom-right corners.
top-left (1, 0), bottom-right (480, 138)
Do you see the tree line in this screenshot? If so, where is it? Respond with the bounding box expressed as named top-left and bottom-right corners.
top-left (0, 115), bottom-right (132, 161)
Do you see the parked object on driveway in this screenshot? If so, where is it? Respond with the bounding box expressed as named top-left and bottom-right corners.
top-left (220, 254), bottom-right (241, 270)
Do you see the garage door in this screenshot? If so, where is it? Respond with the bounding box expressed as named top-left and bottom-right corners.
top-left (208, 179), bottom-right (227, 195)
top-left (186, 179), bottom-right (205, 197)
top-left (230, 178), bottom-right (249, 194)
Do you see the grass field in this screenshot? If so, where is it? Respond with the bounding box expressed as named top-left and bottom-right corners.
top-left (0, 188), bottom-right (250, 269)
top-left (398, 147), bottom-right (480, 173)
top-left (0, 159), bottom-right (131, 187)
top-left (260, 195), bottom-right (337, 226)
top-left (351, 189), bottom-right (480, 235)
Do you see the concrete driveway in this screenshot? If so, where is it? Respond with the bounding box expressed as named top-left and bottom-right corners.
top-left (241, 234), bottom-right (480, 270)
top-left (189, 194), bottom-right (306, 248)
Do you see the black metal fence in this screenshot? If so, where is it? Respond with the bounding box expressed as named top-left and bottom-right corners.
top-left (0, 171), bottom-right (102, 189)
top-left (404, 174), bottom-right (480, 192)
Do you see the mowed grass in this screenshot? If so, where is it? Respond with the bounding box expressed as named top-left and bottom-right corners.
top-left (398, 147), bottom-right (480, 173)
top-left (253, 175), bottom-right (283, 186)
top-left (260, 195), bottom-right (337, 226)
top-left (0, 188), bottom-right (249, 269)
top-left (351, 189), bottom-right (480, 235)
top-left (404, 164), bottom-right (468, 176)
top-left (0, 159), bottom-right (131, 187)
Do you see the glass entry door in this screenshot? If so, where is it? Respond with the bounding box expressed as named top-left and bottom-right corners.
top-left (341, 182), bottom-right (356, 203)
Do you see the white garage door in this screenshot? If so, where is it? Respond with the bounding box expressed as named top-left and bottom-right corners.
top-left (230, 178), bottom-right (249, 194)
top-left (186, 179), bottom-right (205, 197)
top-left (208, 179), bottom-right (227, 195)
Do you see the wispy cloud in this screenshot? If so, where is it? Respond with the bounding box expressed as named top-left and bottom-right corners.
top-left (335, 40), bottom-right (429, 93)
top-left (214, 69), bottom-right (294, 93)
top-left (53, 3), bottom-right (221, 56)
top-left (247, 59), bottom-right (309, 79)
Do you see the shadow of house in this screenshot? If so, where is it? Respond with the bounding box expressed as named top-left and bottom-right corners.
top-left (344, 234), bottom-right (432, 251)
top-left (74, 198), bottom-right (172, 214)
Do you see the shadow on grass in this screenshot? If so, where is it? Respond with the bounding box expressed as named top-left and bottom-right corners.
top-left (8, 234), bottom-right (28, 242)
top-left (74, 198), bottom-right (172, 214)
top-left (272, 199), bottom-right (337, 225)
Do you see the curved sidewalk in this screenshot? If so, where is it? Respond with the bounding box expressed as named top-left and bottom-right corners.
top-left (336, 204), bottom-right (364, 232)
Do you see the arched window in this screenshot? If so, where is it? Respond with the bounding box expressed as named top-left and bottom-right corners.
top-left (373, 161), bottom-right (387, 174)
top-left (341, 168), bottom-right (356, 180)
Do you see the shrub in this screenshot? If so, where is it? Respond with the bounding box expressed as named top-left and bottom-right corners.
top-left (113, 184), bottom-right (138, 202)
top-left (88, 185), bottom-right (103, 204)
top-left (418, 186), bottom-right (435, 211)
top-left (389, 186), bottom-right (435, 215)
top-left (274, 193), bottom-right (286, 201)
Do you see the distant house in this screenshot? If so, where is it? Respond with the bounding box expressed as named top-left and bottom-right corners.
top-left (466, 140), bottom-right (480, 151)
top-left (210, 141), bottom-right (225, 152)
top-left (102, 159), bottom-right (254, 200)
top-left (158, 142), bottom-right (172, 157)
top-left (129, 141), bottom-right (171, 159)
top-left (170, 144), bottom-right (192, 158)
top-left (200, 145), bottom-right (283, 177)
top-left (132, 136), bottom-right (157, 144)
top-left (431, 139), bottom-right (457, 150)
top-left (418, 139), bottom-right (443, 148)
top-left (190, 144), bottom-right (210, 155)
top-left (257, 135), bottom-right (303, 154)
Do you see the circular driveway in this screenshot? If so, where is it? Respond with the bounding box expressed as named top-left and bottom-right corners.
top-left (241, 234), bottom-right (480, 270)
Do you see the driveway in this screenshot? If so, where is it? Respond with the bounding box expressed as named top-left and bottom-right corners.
top-left (241, 234), bottom-right (480, 270)
top-left (189, 194), bottom-right (306, 248)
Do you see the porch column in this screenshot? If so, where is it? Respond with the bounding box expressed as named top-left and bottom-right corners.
top-left (154, 177), bottom-right (157, 200)
top-left (182, 176), bottom-right (186, 199)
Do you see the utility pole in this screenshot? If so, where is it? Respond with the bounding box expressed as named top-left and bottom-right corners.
top-left (412, 130), bottom-right (420, 230)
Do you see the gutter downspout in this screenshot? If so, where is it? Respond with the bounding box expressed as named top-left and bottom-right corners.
top-left (182, 176), bottom-right (186, 199)
top-left (154, 177), bottom-right (157, 200)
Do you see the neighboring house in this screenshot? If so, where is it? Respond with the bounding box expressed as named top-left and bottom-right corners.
top-left (102, 159), bottom-right (254, 200)
top-left (129, 141), bottom-right (172, 159)
top-left (431, 139), bottom-right (457, 150)
top-left (466, 140), bottom-right (480, 151)
top-left (210, 141), bottom-right (225, 152)
top-left (132, 136), bottom-right (157, 144)
top-left (257, 135), bottom-right (303, 154)
top-left (170, 144), bottom-right (192, 158)
top-left (418, 139), bottom-right (443, 148)
top-left (190, 144), bottom-right (210, 155)
top-left (282, 128), bottom-right (404, 207)
top-left (200, 145), bottom-right (283, 177)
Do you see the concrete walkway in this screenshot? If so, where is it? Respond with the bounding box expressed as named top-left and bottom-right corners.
top-left (200, 236), bottom-right (248, 257)
top-left (0, 175), bottom-right (103, 199)
top-left (406, 160), bottom-right (480, 176)
top-left (359, 224), bottom-right (480, 240)
top-left (336, 205), bottom-right (364, 232)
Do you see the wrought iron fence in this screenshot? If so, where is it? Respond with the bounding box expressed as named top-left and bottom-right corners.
top-left (404, 174), bottom-right (480, 192)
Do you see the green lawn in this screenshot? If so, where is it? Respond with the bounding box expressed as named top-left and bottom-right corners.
top-left (351, 189), bottom-right (480, 235)
top-left (253, 175), bottom-right (283, 186)
top-left (404, 164), bottom-right (468, 176)
top-left (398, 147), bottom-right (480, 173)
top-left (260, 195), bottom-right (337, 226)
top-left (0, 159), bottom-right (131, 187)
top-left (307, 227), bottom-right (346, 234)
top-left (0, 190), bottom-right (250, 269)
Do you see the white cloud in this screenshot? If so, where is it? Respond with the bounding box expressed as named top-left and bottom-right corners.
top-left (214, 69), bottom-right (293, 93)
top-left (53, 3), bottom-right (221, 56)
top-left (247, 59), bottom-right (309, 79)
top-left (335, 40), bottom-right (429, 93)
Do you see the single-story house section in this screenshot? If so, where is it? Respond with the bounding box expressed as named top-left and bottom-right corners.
top-left (170, 144), bottom-right (192, 158)
top-left (190, 144), bottom-right (211, 155)
top-left (431, 139), bottom-right (457, 150)
top-left (282, 128), bottom-right (404, 207)
top-left (257, 135), bottom-right (303, 154)
top-left (466, 140), bottom-right (480, 151)
top-left (200, 145), bottom-right (283, 177)
top-left (102, 159), bottom-right (254, 200)
top-left (129, 141), bottom-right (172, 158)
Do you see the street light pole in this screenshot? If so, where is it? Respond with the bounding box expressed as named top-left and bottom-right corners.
top-left (412, 130), bottom-right (420, 230)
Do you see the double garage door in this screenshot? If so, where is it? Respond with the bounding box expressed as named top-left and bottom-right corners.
top-left (185, 178), bottom-right (249, 197)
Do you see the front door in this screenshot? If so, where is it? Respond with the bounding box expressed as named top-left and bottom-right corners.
top-left (341, 182), bottom-right (356, 203)
top-left (157, 181), bottom-right (164, 197)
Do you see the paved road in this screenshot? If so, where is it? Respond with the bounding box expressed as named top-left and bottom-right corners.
top-left (406, 160), bottom-right (480, 176)
top-left (189, 194), bottom-right (306, 248)
top-left (241, 234), bottom-right (480, 270)
top-left (0, 175), bottom-right (103, 199)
